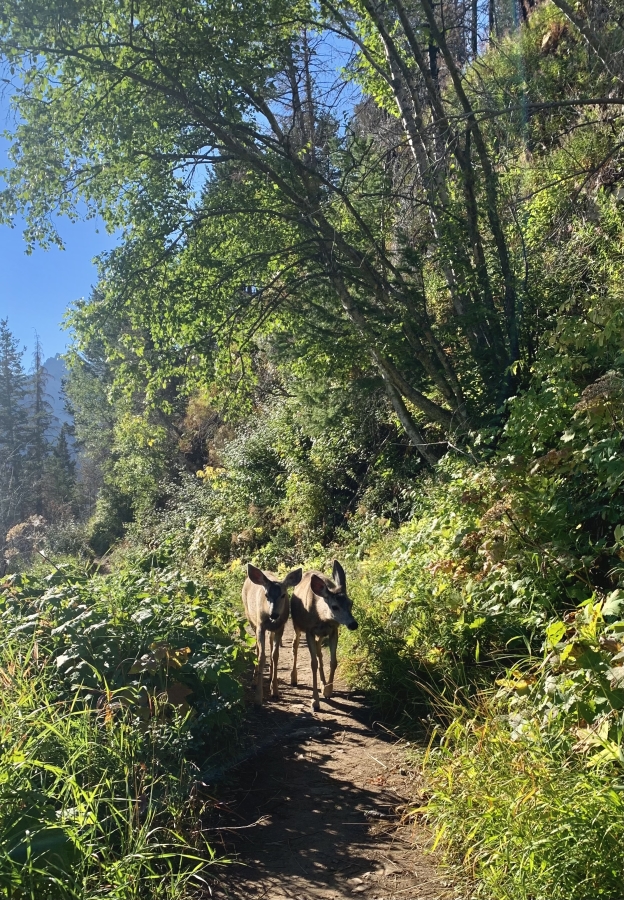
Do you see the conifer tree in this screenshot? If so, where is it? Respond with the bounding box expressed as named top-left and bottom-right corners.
top-left (0, 319), bottom-right (28, 534)
top-left (42, 422), bottom-right (77, 519)
top-left (24, 334), bottom-right (54, 516)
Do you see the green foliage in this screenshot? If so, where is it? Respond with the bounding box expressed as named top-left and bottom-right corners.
top-left (3, 561), bottom-right (249, 741)
top-left (127, 388), bottom-right (423, 572)
top-left (0, 678), bottom-right (213, 899)
top-left (0, 318), bottom-right (29, 532)
top-left (334, 342), bottom-right (624, 896)
top-left (339, 461), bottom-right (543, 722)
top-left (4, 1), bottom-right (624, 897)
top-left (86, 489), bottom-right (134, 557)
top-left (110, 414), bottom-right (173, 514)
top-left (423, 594), bottom-right (624, 900)
top-left (0, 559), bottom-right (251, 898)
top-left (426, 710), bottom-right (624, 900)
top-left (0, 321), bottom-right (81, 541)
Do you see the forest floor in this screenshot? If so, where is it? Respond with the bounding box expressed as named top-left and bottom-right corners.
top-left (208, 622), bottom-right (454, 900)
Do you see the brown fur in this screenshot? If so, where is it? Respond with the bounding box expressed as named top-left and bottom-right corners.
top-left (290, 560), bottom-right (358, 711)
top-left (242, 564), bottom-right (302, 705)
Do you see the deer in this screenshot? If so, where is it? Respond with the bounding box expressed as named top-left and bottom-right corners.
top-left (290, 560), bottom-right (358, 711)
top-left (242, 563), bottom-right (303, 706)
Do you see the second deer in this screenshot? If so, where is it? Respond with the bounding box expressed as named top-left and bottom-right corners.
top-left (290, 560), bottom-right (358, 711)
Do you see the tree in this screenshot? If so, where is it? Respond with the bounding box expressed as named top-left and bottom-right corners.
top-left (41, 423), bottom-right (76, 520)
top-left (65, 290), bottom-right (189, 523)
top-left (0, 319), bottom-right (28, 534)
top-left (0, 0), bottom-right (619, 461)
top-left (23, 334), bottom-right (54, 515)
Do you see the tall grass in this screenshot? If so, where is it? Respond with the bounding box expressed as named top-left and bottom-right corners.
top-left (0, 557), bottom-right (251, 899)
top-left (334, 452), bottom-right (624, 900)
top-left (426, 707), bottom-right (624, 900)
top-left (0, 640), bottom-right (215, 899)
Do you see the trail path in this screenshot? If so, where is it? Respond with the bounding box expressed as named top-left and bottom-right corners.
top-left (209, 622), bottom-right (451, 900)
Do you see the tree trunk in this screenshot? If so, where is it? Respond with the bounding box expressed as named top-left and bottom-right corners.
top-left (382, 379), bottom-right (439, 466)
top-left (418, 0), bottom-right (521, 366)
top-left (472, 0), bottom-right (478, 57)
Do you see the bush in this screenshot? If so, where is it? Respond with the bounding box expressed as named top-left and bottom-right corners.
top-left (0, 665), bottom-right (212, 900)
top-left (87, 489), bottom-right (134, 556)
top-left (334, 366), bottom-right (624, 898)
top-left (0, 558), bottom-right (252, 898)
top-left (427, 708), bottom-right (624, 900)
top-left (45, 519), bottom-right (91, 558)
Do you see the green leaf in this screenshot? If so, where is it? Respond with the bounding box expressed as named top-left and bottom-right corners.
top-left (545, 621), bottom-right (566, 648)
top-left (604, 590), bottom-right (624, 620)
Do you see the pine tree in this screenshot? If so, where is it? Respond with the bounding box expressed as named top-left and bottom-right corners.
top-left (24, 334), bottom-right (54, 516)
top-left (42, 423), bottom-right (76, 519)
top-left (0, 319), bottom-right (29, 535)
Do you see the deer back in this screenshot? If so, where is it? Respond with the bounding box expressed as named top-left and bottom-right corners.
top-left (291, 571), bottom-right (327, 632)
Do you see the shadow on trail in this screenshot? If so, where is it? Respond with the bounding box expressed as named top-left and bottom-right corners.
top-left (203, 621), bottom-right (445, 899)
top-left (210, 703), bottom-right (398, 896)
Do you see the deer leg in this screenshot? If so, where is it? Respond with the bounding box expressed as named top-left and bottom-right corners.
top-left (316, 638), bottom-right (327, 686)
top-left (291, 627), bottom-right (301, 686)
top-left (324, 629), bottom-right (339, 698)
top-left (255, 626), bottom-right (266, 706)
top-left (269, 631), bottom-right (275, 689)
top-left (270, 627), bottom-right (282, 698)
top-left (306, 632), bottom-right (321, 711)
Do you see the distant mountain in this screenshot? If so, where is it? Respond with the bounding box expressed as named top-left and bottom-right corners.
top-left (43, 355), bottom-right (72, 438)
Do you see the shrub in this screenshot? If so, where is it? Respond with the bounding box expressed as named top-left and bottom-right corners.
top-left (45, 519), bottom-right (91, 558)
top-left (427, 707), bottom-right (624, 900)
top-left (0, 558), bottom-right (252, 898)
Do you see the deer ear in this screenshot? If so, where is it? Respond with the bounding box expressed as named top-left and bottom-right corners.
top-left (283, 567), bottom-right (303, 587)
top-left (332, 559), bottom-right (346, 591)
top-left (247, 563), bottom-right (266, 586)
top-left (310, 574), bottom-right (327, 597)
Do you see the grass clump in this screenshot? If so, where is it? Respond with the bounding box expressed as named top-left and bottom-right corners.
top-left (0, 558), bottom-right (251, 899)
top-left (426, 592), bottom-right (624, 900)
top-left (427, 710), bottom-right (624, 900)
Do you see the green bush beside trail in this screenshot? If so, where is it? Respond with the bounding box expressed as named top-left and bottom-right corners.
top-left (0, 560), bottom-right (251, 899)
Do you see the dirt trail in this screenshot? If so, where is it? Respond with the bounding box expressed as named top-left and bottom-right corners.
top-left (208, 622), bottom-right (451, 900)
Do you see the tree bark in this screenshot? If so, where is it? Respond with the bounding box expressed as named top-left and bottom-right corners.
top-left (390, 0), bottom-right (509, 370)
top-left (326, 267), bottom-right (456, 431)
top-left (363, 0), bottom-right (507, 371)
top-left (382, 379), bottom-right (439, 466)
top-left (418, 0), bottom-right (521, 365)
top-left (472, 0), bottom-right (478, 57)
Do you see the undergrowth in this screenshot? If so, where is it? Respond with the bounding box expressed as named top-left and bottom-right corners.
top-left (4, 2), bottom-right (624, 898)
top-left (427, 710), bottom-right (624, 900)
top-left (0, 559), bottom-right (251, 899)
top-left (8, 271), bottom-right (624, 899)
top-left (335, 366), bottom-right (624, 899)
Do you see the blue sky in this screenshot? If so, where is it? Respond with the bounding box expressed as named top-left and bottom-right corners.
top-left (0, 216), bottom-right (117, 361)
top-left (0, 94), bottom-right (118, 362)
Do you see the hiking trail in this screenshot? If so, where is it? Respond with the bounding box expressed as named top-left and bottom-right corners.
top-left (208, 621), bottom-right (453, 900)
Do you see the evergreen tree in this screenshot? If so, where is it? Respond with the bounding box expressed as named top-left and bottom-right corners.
top-left (42, 422), bottom-right (76, 519)
top-left (24, 334), bottom-right (54, 516)
top-left (64, 310), bottom-right (118, 518)
top-left (0, 319), bottom-right (28, 535)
